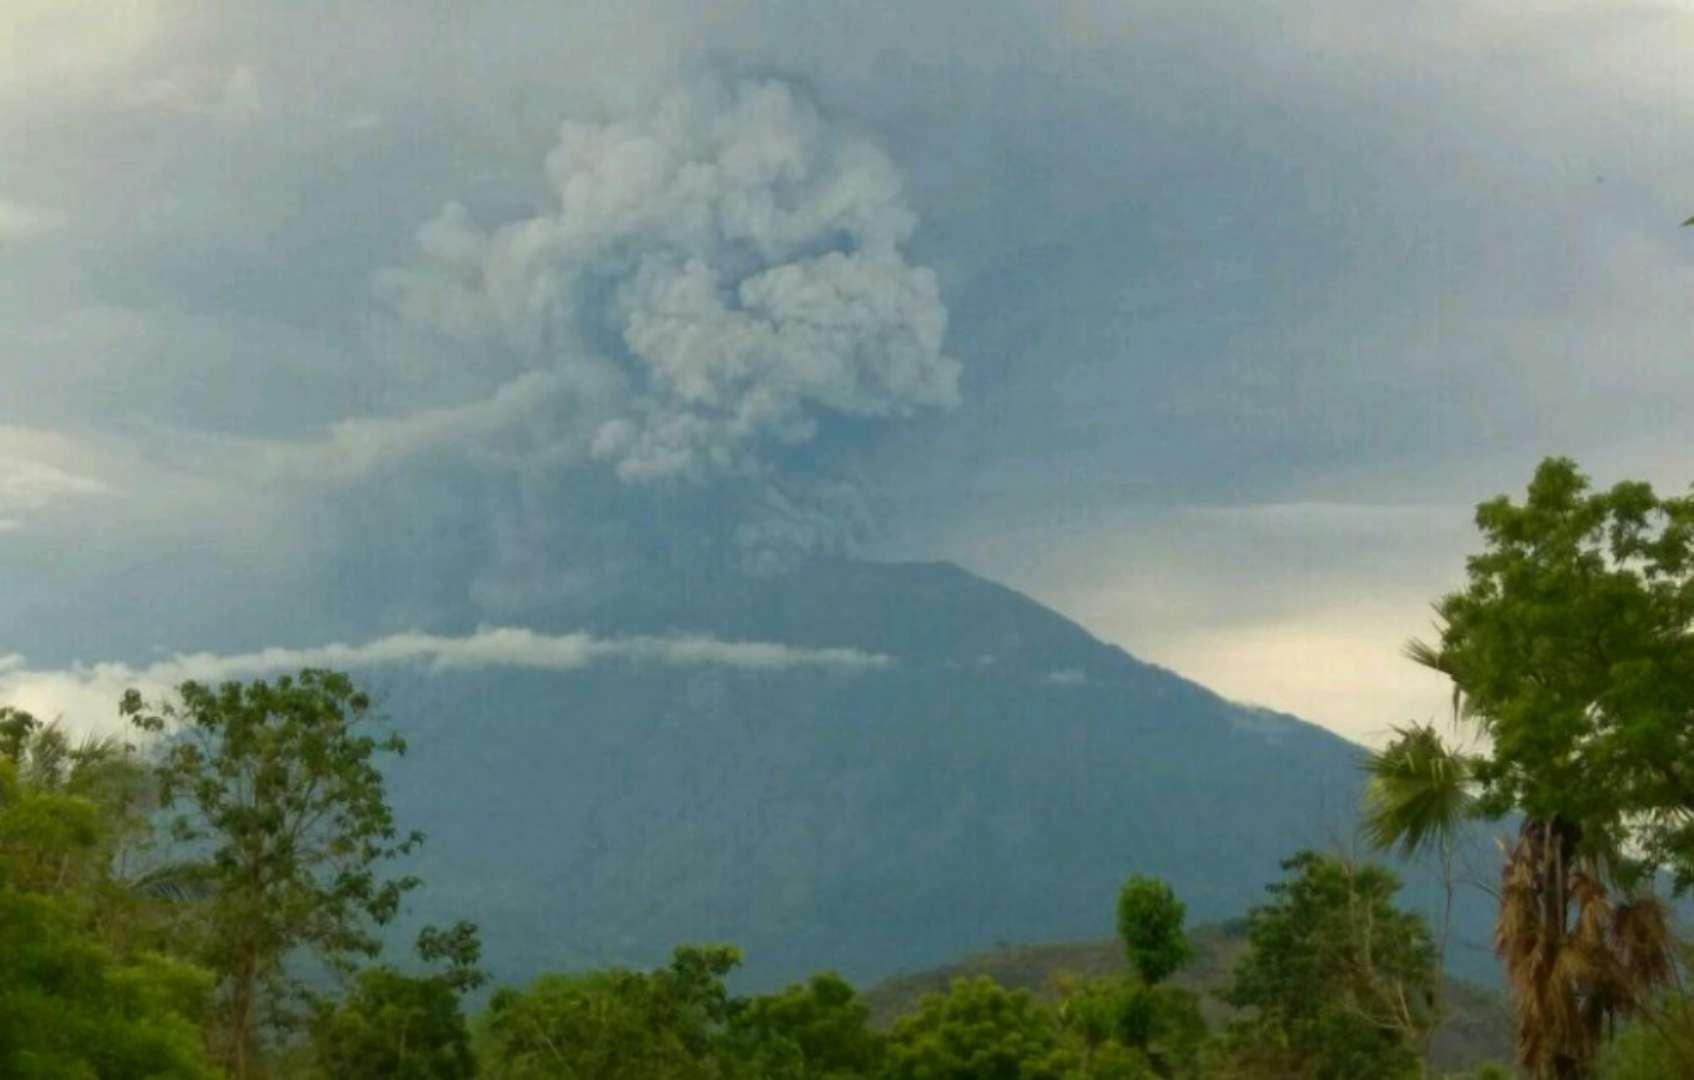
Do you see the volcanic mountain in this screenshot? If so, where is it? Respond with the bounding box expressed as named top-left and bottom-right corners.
top-left (378, 560), bottom-right (1492, 989)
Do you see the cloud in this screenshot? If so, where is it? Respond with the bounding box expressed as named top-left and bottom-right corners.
top-left (371, 76), bottom-right (957, 483)
top-left (0, 455), bottom-right (110, 527)
top-left (0, 0), bottom-right (163, 102)
top-left (0, 626), bottom-right (891, 737)
top-left (120, 64), bottom-right (260, 124)
top-left (0, 196), bottom-right (67, 240)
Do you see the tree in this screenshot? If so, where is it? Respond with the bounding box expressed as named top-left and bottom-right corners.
top-left (1360, 720), bottom-right (1476, 1070)
top-left (1407, 458), bottom-right (1689, 1077)
top-left (0, 724), bottom-right (218, 1079)
top-left (1116, 877), bottom-right (1194, 986)
top-left (0, 885), bottom-right (219, 1080)
top-left (722, 971), bottom-right (885, 1078)
top-left (122, 669), bottom-right (422, 1078)
top-left (1221, 851), bottom-right (1437, 1080)
top-left (1055, 875), bottom-right (1207, 1078)
top-left (1054, 975), bottom-right (1197, 1079)
top-left (309, 922), bottom-right (485, 1080)
top-left (478, 944), bottom-right (742, 1079)
top-left (883, 975), bottom-right (1073, 1080)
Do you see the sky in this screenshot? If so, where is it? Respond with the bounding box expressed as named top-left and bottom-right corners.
top-left (3, 0), bottom-right (1693, 744)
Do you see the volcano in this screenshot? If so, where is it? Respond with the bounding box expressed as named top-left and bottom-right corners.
top-left (378, 560), bottom-right (1490, 988)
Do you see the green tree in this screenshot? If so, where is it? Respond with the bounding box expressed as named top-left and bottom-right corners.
top-left (1051, 876), bottom-right (1206, 1078)
top-left (0, 887), bottom-right (219, 1079)
top-left (0, 729), bottom-right (218, 1078)
top-left (122, 669), bottom-right (422, 1078)
top-left (1407, 458), bottom-right (1690, 1077)
top-left (1221, 851), bottom-right (1437, 1080)
top-left (883, 975), bottom-right (1073, 1080)
top-left (1055, 975), bottom-right (1201, 1079)
top-left (309, 921), bottom-right (485, 1080)
top-left (722, 971), bottom-right (884, 1078)
top-left (1116, 877), bottom-right (1193, 986)
top-left (478, 944), bottom-right (741, 1079)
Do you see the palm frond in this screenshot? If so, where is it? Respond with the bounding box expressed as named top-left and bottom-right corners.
top-left (129, 860), bottom-right (218, 903)
top-left (1360, 724), bottom-right (1476, 858)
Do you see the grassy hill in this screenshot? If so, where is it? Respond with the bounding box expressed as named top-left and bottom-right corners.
top-left (863, 923), bottom-right (1512, 1074)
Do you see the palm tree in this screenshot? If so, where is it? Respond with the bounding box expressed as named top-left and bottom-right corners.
top-left (1371, 642), bottom-right (1677, 1079)
top-left (1360, 717), bottom-right (1476, 1074)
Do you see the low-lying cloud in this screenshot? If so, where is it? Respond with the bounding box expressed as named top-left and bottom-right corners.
top-left (0, 627), bottom-right (891, 737)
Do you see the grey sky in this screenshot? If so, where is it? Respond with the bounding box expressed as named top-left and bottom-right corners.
top-left (3, 0), bottom-right (1692, 742)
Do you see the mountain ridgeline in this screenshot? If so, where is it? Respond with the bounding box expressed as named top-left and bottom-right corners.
top-left (379, 560), bottom-right (1492, 990)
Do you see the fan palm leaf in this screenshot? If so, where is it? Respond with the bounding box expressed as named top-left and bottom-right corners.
top-left (1361, 724), bottom-right (1476, 859)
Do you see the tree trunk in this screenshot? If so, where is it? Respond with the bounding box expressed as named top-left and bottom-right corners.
top-left (229, 954), bottom-right (256, 1080)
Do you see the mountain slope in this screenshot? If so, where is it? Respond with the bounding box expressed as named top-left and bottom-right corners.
top-left (377, 560), bottom-right (1493, 989)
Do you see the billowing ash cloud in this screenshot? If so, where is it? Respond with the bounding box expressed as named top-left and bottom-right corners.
top-left (372, 76), bottom-right (958, 484)
top-left (0, 627), bottom-right (890, 737)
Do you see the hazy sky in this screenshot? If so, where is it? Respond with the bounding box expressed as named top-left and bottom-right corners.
top-left (4, 0), bottom-right (1693, 743)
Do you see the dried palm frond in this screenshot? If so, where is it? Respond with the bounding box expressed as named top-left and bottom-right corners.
top-left (1612, 894), bottom-right (1675, 997)
top-left (1494, 820), bottom-right (1681, 1078)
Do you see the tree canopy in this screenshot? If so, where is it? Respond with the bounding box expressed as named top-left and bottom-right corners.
top-left (122, 670), bottom-right (423, 1077)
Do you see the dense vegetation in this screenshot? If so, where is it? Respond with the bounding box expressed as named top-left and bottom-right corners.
top-left (5, 457), bottom-right (1694, 1078)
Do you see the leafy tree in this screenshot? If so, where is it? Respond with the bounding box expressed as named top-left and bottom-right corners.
top-left (722, 971), bottom-right (884, 1078)
top-left (1051, 876), bottom-right (1206, 1078)
top-left (1055, 975), bottom-right (1199, 1079)
top-left (0, 733), bottom-right (218, 1078)
top-left (0, 887), bottom-right (218, 1079)
top-left (309, 922), bottom-right (486, 1080)
top-left (478, 944), bottom-right (741, 1079)
top-left (122, 669), bottom-right (423, 1078)
top-left (1402, 458), bottom-right (1691, 1077)
top-left (882, 975), bottom-right (1073, 1080)
top-left (1116, 877), bottom-right (1193, 986)
top-left (1221, 851), bottom-right (1437, 1080)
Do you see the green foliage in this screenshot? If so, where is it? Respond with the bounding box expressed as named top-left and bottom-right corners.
top-left (1056, 976), bottom-right (1201, 1078)
top-left (478, 944), bottom-right (742, 1079)
top-left (123, 669), bottom-right (423, 1075)
top-left (1599, 1021), bottom-right (1680, 1080)
top-left (1416, 456), bottom-right (1694, 887)
top-left (310, 967), bottom-right (476, 1079)
top-left (1595, 991), bottom-right (1694, 1080)
top-left (723, 971), bottom-right (885, 1078)
top-left (1115, 877), bottom-right (1193, 987)
top-left (1408, 458), bottom-right (1694, 1074)
top-left (309, 921), bottom-right (485, 1079)
top-left (0, 710), bottom-right (159, 921)
top-left (1220, 851), bottom-right (1435, 1080)
top-left (1360, 723), bottom-right (1475, 862)
top-left (882, 975), bottom-right (1073, 1080)
top-left (0, 714), bottom-right (217, 1079)
top-left (417, 919), bottom-right (489, 995)
top-left (0, 888), bottom-right (217, 1079)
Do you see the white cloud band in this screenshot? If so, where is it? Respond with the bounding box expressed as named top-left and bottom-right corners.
top-left (0, 626), bottom-right (890, 736)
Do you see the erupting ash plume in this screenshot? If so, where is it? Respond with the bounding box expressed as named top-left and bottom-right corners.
top-left (373, 76), bottom-right (958, 484)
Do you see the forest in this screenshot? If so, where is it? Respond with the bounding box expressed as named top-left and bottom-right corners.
top-left (6, 456), bottom-right (1694, 1080)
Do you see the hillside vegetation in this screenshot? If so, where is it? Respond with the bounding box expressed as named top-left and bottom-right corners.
top-left (862, 925), bottom-right (1513, 1074)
